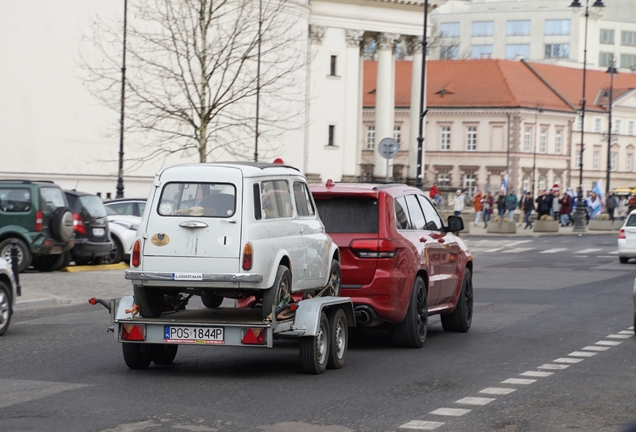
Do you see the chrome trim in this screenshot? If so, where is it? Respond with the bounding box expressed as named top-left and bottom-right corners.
top-left (179, 221), bottom-right (209, 228)
top-left (125, 270), bottom-right (263, 283)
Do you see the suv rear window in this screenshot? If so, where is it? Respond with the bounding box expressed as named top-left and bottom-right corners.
top-left (79, 195), bottom-right (108, 218)
top-left (315, 197), bottom-right (378, 233)
top-left (158, 182), bottom-right (236, 217)
top-left (0, 188), bottom-right (31, 213)
top-left (40, 187), bottom-right (66, 212)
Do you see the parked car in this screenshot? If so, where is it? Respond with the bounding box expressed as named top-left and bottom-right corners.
top-left (104, 198), bottom-right (146, 217)
top-left (618, 210), bottom-right (636, 263)
top-left (104, 207), bottom-right (140, 264)
top-left (64, 190), bottom-right (113, 265)
top-left (311, 181), bottom-right (473, 348)
top-left (125, 162), bottom-right (340, 319)
top-left (0, 180), bottom-right (74, 272)
top-left (0, 255), bottom-right (17, 335)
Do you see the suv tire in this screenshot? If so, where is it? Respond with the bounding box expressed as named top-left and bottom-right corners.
top-left (50, 207), bottom-right (74, 242)
top-left (0, 238), bottom-right (31, 273)
top-left (134, 285), bottom-right (164, 318)
top-left (262, 265), bottom-right (291, 320)
top-left (391, 276), bottom-right (427, 348)
top-left (33, 253), bottom-right (66, 272)
top-left (441, 268), bottom-right (473, 333)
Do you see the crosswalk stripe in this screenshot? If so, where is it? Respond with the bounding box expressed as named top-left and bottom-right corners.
top-left (507, 248), bottom-right (535, 253)
top-left (430, 408), bottom-right (471, 417)
top-left (399, 421), bottom-right (445, 430)
top-left (455, 397), bottom-right (495, 406)
top-left (575, 248), bottom-right (602, 254)
top-left (538, 364), bottom-right (569, 370)
top-left (553, 357), bottom-right (583, 364)
top-left (618, 330), bottom-right (632, 335)
top-left (596, 340), bottom-right (622, 346)
top-left (569, 351), bottom-right (597, 357)
top-left (479, 387), bottom-right (516, 395)
top-left (521, 371), bottom-right (553, 377)
top-left (607, 334), bottom-right (631, 339)
top-left (502, 378), bottom-right (535, 385)
top-left (540, 248), bottom-right (567, 254)
top-left (582, 346), bottom-right (610, 351)
top-left (610, 251), bottom-right (619, 254)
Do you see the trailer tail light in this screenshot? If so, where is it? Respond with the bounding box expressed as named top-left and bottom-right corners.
top-left (73, 213), bottom-right (86, 234)
top-left (241, 327), bottom-right (265, 345)
top-left (34, 210), bottom-right (43, 232)
top-left (350, 239), bottom-right (397, 258)
top-left (131, 239), bottom-right (141, 267)
top-left (619, 229), bottom-right (626, 239)
top-left (242, 242), bottom-right (253, 270)
top-left (121, 323), bottom-right (146, 341)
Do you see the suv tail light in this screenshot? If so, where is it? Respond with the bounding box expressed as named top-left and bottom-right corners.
top-left (350, 239), bottom-right (397, 258)
top-left (34, 210), bottom-right (43, 232)
top-left (242, 242), bottom-right (253, 270)
top-left (131, 239), bottom-right (141, 267)
top-left (73, 213), bottom-right (86, 234)
top-left (619, 229), bottom-right (626, 239)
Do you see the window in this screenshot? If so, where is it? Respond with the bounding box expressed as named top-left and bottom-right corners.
top-left (158, 182), bottom-right (236, 218)
top-left (600, 29), bottom-right (615, 45)
top-left (522, 175), bottom-right (530, 193)
top-left (365, 125), bottom-right (375, 150)
top-left (394, 196), bottom-right (410, 230)
top-left (611, 152), bottom-right (618, 171)
top-left (575, 115), bottom-right (583, 131)
top-left (441, 23), bottom-right (460, 38)
top-left (463, 174), bottom-right (476, 195)
top-left (315, 197), bottom-right (378, 233)
top-left (576, 150), bottom-right (582, 167)
top-left (466, 126), bottom-right (477, 151)
top-left (0, 188), bottom-right (31, 213)
top-left (417, 195), bottom-right (443, 231)
top-left (545, 44), bottom-right (569, 59)
top-left (437, 172), bottom-right (450, 186)
top-left (594, 118), bottom-right (602, 133)
top-left (329, 55), bottom-right (337, 76)
top-left (622, 31), bottom-right (636, 46)
top-left (620, 54), bottom-right (636, 69)
top-left (545, 20), bottom-right (570, 36)
top-left (440, 126), bottom-right (451, 150)
top-left (405, 195), bottom-right (426, 230)
top-left (261, 180), bottom-right (293, 219)
top-left (539, 176), bottom-right (546, 191)
top-left (506, 44), bottom-right (530, 60)
top-left (524, 127), bottom-right (532, 152)
top-left (328, 125), bottom-right (335, 146)
top-left (472, 21), bottom-right (494, 37)
top-left (440, 45), bottom-right (459, 60)
top-left (471, 45), bottom-right (493, 59)
top-left (600, 52), bottom-right (614, 67)
top-left (393, 125), bottom-right (401, 145)
top-left (614, 119), bottom-right (621, 135)
top-left (555, 130), bottom-right (563, 155)
top-left (540, 128), bottom-right (547, 153)
top-left (593, 151), bottom-right (600, 170)
top-left (507, 20), bottom-right (530, 36)
top-left (628, 154), bottom-right (633, 172)
top-left (293, 182), bottom-right (315, 217)
top-left (629, 121), bottom-right (635, 136)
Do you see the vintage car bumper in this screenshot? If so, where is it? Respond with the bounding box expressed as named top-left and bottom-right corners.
top-left (125, 270), bottom-right (263, 283)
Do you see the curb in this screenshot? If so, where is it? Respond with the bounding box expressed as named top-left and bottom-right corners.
top-left (62, 262), bottom-right (129, 273)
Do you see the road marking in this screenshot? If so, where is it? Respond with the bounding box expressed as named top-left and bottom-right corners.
top-left (541, 248), bottom-right (567, 254)
top-left (520, 371), bottom-right (553, 377)
top-left (568, 351), bottom-right (597, 357)
top-left (0, 379), bottom-right (90, 409)
top-left (506, 248), bottom-right (535, 253)
top-left (607, 334), bottom-right (631, 339)
top-left (455, 397), bottom-right (495, 406)
top-left (553, 358), bottom-right (583, 364)
top-left (610, 250), bottom-right (619, 254)
top-left (575, 248), bottom-right (602, 254)
top-left (538, 364), bottom-right (570, 370)
top-left (479, 387), bottom-right (516, 395)
top-left (596, 340), bottom-right (622, 346)
top-left (628, 326), bottom-right (634, 330)
top-left (399, 421), bottom-right (445, 430)
top-left (430, 408), bottom-right (471, 417)
top-left (596, 255), bottom-right (616, 259)
top-left (504, 240), bottom-right (533, 247)
top-left (484, 248), bottom-right (502, 253)
top-left (501, 378), bottom-right (535, 385)
top-left (574, 255), bottom-right (588, 258)
top-left (583, 346), bottom-right (610, 351)
top-left (618, 330), bottom-right (633, 335)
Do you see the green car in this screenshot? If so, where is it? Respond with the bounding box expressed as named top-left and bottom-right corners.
top-left (0, 180), bottom-right (74, 272)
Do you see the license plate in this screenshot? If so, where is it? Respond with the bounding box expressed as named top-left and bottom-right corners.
top-left (172, 272), bottom-right (203, 281)
top-left (164, 326), bottom-right (224, 344)
top-left (92, 228), bottom-right (105, 237)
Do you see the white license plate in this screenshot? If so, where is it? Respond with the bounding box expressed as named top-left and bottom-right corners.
top-left (164, 326), bottom-right (224, 344)
top-left (92, 228), bottom-right (105, 237)
top-left (172, 272), bottom-right (203, 281)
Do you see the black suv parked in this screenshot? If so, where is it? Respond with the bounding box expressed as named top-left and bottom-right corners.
top-left (64, 191), bottom-right (113, 265)
top-left (0, 180), bottom-right (74, 272)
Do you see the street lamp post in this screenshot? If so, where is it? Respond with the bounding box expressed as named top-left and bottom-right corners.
top-left (415, 0), bottom-right (429, 189)
top-left (570, 0), bottom-right (605, 232)
top-left (116, 0), bottom-right (128, 199)
top-left (606, 56), bottom-right (617, 196)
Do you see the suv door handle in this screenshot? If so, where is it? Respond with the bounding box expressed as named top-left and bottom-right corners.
top-left (179, 221), bottom-right (208, 228)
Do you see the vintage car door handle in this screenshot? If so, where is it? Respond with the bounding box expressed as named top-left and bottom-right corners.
top-left (222, 219), bottom-right (237, 224)
top-left (179, 221), bottom-right (208, 228)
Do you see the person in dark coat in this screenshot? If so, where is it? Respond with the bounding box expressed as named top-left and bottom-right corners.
top-left (606, 191), bottom-right (618, 222)
top-left (558, 192), bottom-right (572, 226)
top-left (523, 192), bottom-right (535, 229)
top-left (535, 190), bottom-right (550, 220)
top-left (496, 192), bottom-right (506, 218)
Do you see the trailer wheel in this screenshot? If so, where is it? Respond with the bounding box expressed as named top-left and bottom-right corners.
top-left (134, 285), bottom-right (164, 318)
top-left (327, 308), bottom-right (347, 369)
top-left (122, 343), bottom-right (155, 369)
top-left (299, 312), bottom-right (329, 374)
top-left (151, 344), bottom-right (178, 365)
top-left (262, 265), bottom-right (291, 320)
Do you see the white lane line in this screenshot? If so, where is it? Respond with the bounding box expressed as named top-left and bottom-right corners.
top-left (575, 248), bottom-right (602, 254)
top-left (569, 351), bottom-right (597, 357)
top-left (607, 334), bottom-right (631, 339)
top-left (596, 255), bottom-right (616, 259)
top-left (480, 387), bottom-right (516, 395)
top-left (503, 240), bottom-right (533, 247)
top-left (455, 397), bottom-right (495, 406)
top-left (430, 408), bottom-right (471, 417)
top-left (583, 346), bottom-right (610, 351)
top-left (502, 378), bottom-right (536, 385)
top-left (596, 340), bottom-right (623, 346)
top-left (609, 250), bottom-right (619, 255)
top-left (521, 371), bottom-right (553, 377)
top-left (541, 248), bottom-right (567, 254)
top-left (538, 364), bottom-right (570, 370)
top-left (574, 255), bottom-right (588, 258)
top-left (483, 248), bottom-right (503, 253)
top-left (553, 358), bottom-right (583, 364)
top-left (506, 248), bottom-right (535, 253)
top-left (399, 420), bottom-right (445, 430)
top-left (618, 330), bottom-right (633, 335)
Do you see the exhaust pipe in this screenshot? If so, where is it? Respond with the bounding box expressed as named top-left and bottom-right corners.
top-left (354, 305), bottom-right (378, 325)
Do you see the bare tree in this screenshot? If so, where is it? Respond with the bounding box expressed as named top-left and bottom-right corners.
top-left (81, 0), bottom-right (306, 168)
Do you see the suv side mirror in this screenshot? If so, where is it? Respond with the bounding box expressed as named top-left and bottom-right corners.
top-left (446, 215), bottom-right (464, 233)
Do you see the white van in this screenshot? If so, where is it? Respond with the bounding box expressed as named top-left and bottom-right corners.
top-left (126, 162), bottom-right (341, 319)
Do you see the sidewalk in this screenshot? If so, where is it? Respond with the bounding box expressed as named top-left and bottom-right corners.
top-left (461, 223), bottom-right (618, 237)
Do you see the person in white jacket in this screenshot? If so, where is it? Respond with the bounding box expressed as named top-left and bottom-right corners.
top-left (453, 190), bottom-right (465, 216)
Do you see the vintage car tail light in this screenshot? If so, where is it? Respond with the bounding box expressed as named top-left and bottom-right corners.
top-left (72, 213), bottom-right (86, 234)
top-left (242, 242), bottom-right (253, 270)
top-left (619, 229), bottom-right (626, 239)
top-left (131, 239), bottom-right (141, 267)
top-left (350, 239), bottom-right (397, 258)
top-left (121, 323), bottom-right (146, 341)
top-left (34, 210), bottom-right (43, 232)
top-left (241, 327), bottom-right (265, 345)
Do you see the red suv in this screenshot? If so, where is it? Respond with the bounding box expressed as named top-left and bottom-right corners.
top-left (311, 182), bottom-right (473, 348)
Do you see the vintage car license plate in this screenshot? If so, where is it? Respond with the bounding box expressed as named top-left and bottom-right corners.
top-left (92, 228), bottom-right (105, 237)
top-left (172, 272), bottom-right (203, 281)
top-left (164, 326), bottom-right (224, 344)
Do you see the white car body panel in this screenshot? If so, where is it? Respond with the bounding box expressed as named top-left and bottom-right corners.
top-left (618, 211), bottom-right (636, 258)
top-left (0, 257), bottom-right (17, 308)
top-left (107, 214), bottom-right (141, 260)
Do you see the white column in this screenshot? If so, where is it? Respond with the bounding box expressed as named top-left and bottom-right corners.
top-left (409, 37), bottom-right (423, 182)
top-left (343, 29), bottom-right (364, 181)
top-left (374, 33), bottom-right (399, 179)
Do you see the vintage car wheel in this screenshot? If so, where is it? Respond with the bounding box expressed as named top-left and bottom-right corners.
top-left (122, 343), bottom-right (155, 369)
top-left (322, 259), bottom-right (341, 297)
top-left (391, 276), bottom-right (427, 348)
top-left (151, 344), bottom-right (178, 365)
top-left (326, 308), bottom-right (347, 369)
top-left (134, 285), bottom-right (164, 318)
top-left (441, 268), bottom-right (473, 332)
top-left (262, 265), bottom-right (291, 320)
top-left (0, 238), bottom-right (31, 273)
top-left (299, 312), bottom-right (329, 374)
top-left (0, 281), bottom-right (12, 336)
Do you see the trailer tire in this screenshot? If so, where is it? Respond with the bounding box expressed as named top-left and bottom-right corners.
top-left (201, 293), bottom-right (224, 308)
top-left (327, 308), bottom-right (347, 370)
top-left (122, 343), bottom-right (155, 369)
top-left (152, 344), bottom-right (178, 365)
top-left (262, 265), bottom-right (291, 320)
top-left (134, 285), bottom-right (164, 318)
top-left (299, 312), bottom-right (329, 374)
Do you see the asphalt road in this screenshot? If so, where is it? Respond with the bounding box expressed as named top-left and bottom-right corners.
top-left (1, 234), bottom-right (635, 432)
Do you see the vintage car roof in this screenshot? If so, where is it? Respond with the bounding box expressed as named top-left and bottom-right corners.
top-left (156, 162), bottom-right (302, 180)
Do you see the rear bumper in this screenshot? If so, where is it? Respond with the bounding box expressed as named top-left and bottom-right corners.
top-left (71, 239), bottom-right (113, 259)
top-left (125, 270), bottom-right (263, 284)
top-left (618, 239), bottom-right (636, 257)
top-left (31, 238), bottom-right (74, 256)
top-left (341, 270), bottom-right (408, 324)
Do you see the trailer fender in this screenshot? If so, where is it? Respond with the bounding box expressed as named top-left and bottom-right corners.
top-left (293, 297), bottom-right (355, 337)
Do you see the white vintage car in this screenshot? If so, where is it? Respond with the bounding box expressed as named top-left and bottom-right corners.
top-left (0, 256), bottom-right (17, 336)
top-left (125, 162), bottom-right (341, 319)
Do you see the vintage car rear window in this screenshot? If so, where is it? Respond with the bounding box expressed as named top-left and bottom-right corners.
top-left (315, 197), bottom-right (378, 233)
top-left (157, 182), bottom-right (236, 217)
